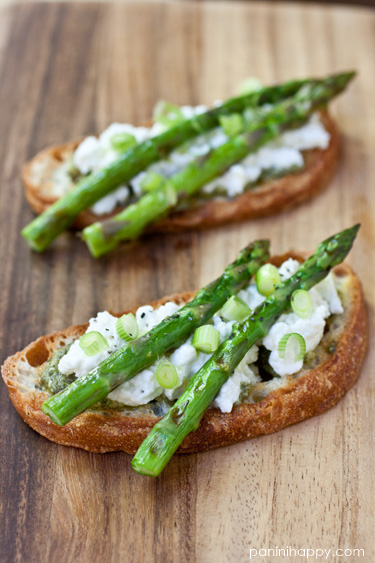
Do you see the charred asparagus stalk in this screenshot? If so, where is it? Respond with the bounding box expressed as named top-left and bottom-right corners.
top-left (82, 71), bottom-right (355, 257)
top-left (41, 240), bottom-right (269, 425)
top-left (131, 224), bottom-right (360, 476)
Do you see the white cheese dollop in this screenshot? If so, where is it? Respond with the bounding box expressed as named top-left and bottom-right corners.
top-left (58, 311), bottom-right (127, 378)
top-left (91, 186), bottom-right (130, 215)
top-left (74, 136), bottom-right (103, 175)
top-left (313, 274), bottom-right (344, 314)
top-left (237, 283), bottom-right (266, 310)
top-left (262, 304), bottom-right (329, 376)
top-left (278, 258), bottom-right (300, 280)
top-left (280, 113), bottom-right (330, 150)
top-left (213, 346), bottom-right (259, 412)
top-left (109, 367), bottom-right (163, 406)
top-left (244, 146), bottom-right (303, 173)
top-left (136, 301), bottom-right (180, 334)
top-left (262, 271), bottom-right (342, 376)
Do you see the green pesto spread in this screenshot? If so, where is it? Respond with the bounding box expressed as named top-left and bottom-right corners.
top-left (38, 345), bottom-right (130, 412)
top-left (39, 344), bottom-right (76, 394)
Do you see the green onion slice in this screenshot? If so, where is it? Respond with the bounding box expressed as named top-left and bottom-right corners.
top-left (256, 264), bottom-right (281, 297)
top-left (220, 295), bottom-right (250, 322)
top-left (219, 113), bottom-right (244, 137)
top-left (192, 325), bottom-right (220, 354)
top-left (291, 289), bottom-right (314, 319)
top-left (236, 76), bottom-right (263, 95)
top-left (277, 333), bottom-right (306, 362)
top-left (79, 331), bottom-right (109, 357)
top-left (153, 100), bottom-right (184, 128)
top-left (116, 313), bottom-right (139, 342)
top-left (110, 132), bottom-right (137, 152)
top-left (155, 360), bottom-right (179, 389)
top-left (164, 182), bottom-right (178, 206)
top-left (140, 171), bottom-right (165, 193)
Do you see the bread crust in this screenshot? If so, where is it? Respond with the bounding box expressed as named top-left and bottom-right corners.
top-left (1, 256), bottom-right (367, 454)
top-left (22, 112), bottom-right (339, 232)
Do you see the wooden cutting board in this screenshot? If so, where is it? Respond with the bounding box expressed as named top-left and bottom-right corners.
top-left (0, 1), bottom-right (374, 561)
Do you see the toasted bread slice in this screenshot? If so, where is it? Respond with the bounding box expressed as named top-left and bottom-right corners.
top-left (22, 112), bottom-right (339, 232)
top-left (1, 254), bottom-right (367, 454)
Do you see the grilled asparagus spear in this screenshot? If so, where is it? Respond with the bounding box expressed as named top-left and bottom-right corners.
top-left (82, 71), bottom-right (355, 257)
top-left (131, 224), bottom-right (360, 476)
top-left (22, 72), bottom-right (354, 252)
top-left (42, 240), bottom-right (269, 425)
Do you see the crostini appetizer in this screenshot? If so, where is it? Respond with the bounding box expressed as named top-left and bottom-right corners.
top-left (21, 72), bottom-right (354, 256)
top-left (2, 226), bottom-right (367, 475)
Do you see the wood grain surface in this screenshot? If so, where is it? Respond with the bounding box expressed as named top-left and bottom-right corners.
top-left (0, 2), bottom-right (374, 562)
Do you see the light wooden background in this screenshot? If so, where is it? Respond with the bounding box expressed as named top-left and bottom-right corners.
top-left (0, 2), bottom-right (374, 562)
top-left (2, 0), bottom-right (375, 9)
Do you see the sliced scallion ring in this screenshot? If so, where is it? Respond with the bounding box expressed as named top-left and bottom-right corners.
top-left (164, 182), bottom-right (178, 206)
top-left (219, 113), bottom-right (244, 137)
top-left (140, 172), bottom-right (165, 193)
top-left (155, 360), bottom-right (179, 389)
top-left (256, 264), bottom-right (281, 297)
top-left (110, 132), bottom-right (137, 152)
top-left (116, 314), bottom-right (139, 342)
top-left (79, 331), bottom-right (109, 357)
top-left (291, 289), bottom-right (314, 319)
top-left (236, 77), bottom-right (263, 95)
top-left (277, 333), bottom-right (306, 362)
top-left (192, 325), bottom-right (220, 354)
top-left (153, 100), bottom-right (184, 128)
top-left (220, 295), bottom-right (250, 322)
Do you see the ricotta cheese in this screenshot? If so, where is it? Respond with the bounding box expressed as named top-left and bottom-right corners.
top-left (58, 260), bottom-right (342, 413)
top-left (58, 311), bottom-right (127, 378)
top-left (280, 113), bottom-right (330, 150)
top-left (213, 346), bottom-right (259, 412)
top-left (91, 186), bottom-right (131, 215)
top-left (278, 258), bottom-right (300, 280)
top-left (262, 262), bottom-right (343, 376)
top-left (109, 366), bottom-right (163, 407)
